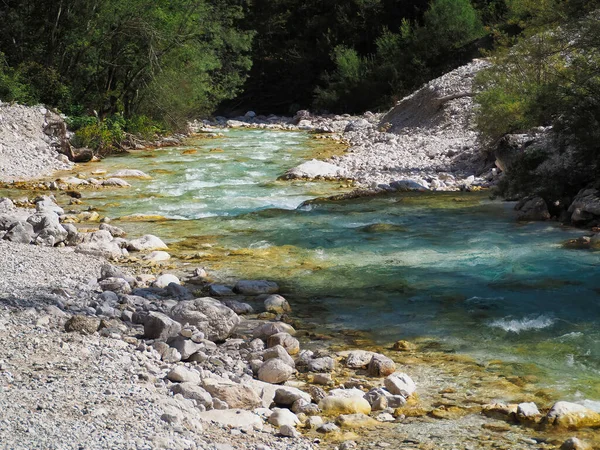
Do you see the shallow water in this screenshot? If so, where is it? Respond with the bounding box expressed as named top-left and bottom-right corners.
top-left (82, 129), bottom-right (600, 400)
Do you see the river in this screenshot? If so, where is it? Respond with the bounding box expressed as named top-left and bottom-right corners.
top-left (78, 129), bottom-right (600, 404)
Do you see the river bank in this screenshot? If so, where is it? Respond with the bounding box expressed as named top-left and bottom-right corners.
top-left (1, 145), bottom-right (599, 448)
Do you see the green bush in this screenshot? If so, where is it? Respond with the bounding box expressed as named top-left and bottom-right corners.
top-left (72, 115), bottom-right (126, 153)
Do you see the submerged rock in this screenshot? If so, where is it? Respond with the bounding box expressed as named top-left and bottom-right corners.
top-left (281, 159), bottom-right (349, 180)
top-left (234, 280), bottom-right (279, 295)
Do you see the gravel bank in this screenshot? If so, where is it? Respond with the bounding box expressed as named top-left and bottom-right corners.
top-left (0, 102), bottom-right (72, 182)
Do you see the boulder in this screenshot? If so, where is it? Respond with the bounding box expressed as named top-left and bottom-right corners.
top-left (0, 198), bottom-right (15, 213)
top-left (268, 408), bottom-right (300, 428)
top-left (319, 396), bottom-right (372, 416)
top-left (264, 294), bottom-right (291, 314)
top-left (170, 297), bottom-right (241, 341)
top-left (3, 221), bottom-right (34, 244)
top-left (282, 160), bottom-right (349, 180)
top-left (568, 189), bottom-right (600, 223)
top-left (258, 358), bottom-right (294, 384)
top-left (253, 322), bottom-right (296, 339)
top-left (545, 401), bottom-right (600, 429)
top-left (209, 284), bottom-right (235, 297)
top-left (167, 366), bottom-right (200, 383)
top-left (170, 383), bottom-right (213, 409)
top-left (367, 354), bottom-right (396, 377)
top-left (345, 350), bottom-right (375, 369)
top-left (127, 234), bottom-right (168, 251)
top-left (143, 312), bottom-right (182, 340)
top-left (308, 357), bottom-right (336, 373)
top-left (515, 196), bottom-right (550, 221)
top-left (27, 213), bottom-right (68, 246)
top-left (99, 223), bottom-right (126, 237)
top-left (384, 373), bottom-right (416, 398)
top-left (0, 214), bottom-right (17, 231)
top-left (102, 178), bottom-right (131, 187)
top-left (168, 336), bottom-right (204, 360)
top-left (154, 274), bottom-right (180, 288)
top-left (274, 387), bottom-right (312, 407)
top-left (267, 332), bottom-right (300, 355)
top-left (222, 299), bottom-right (254, 315)
top-left (263, 345), bottom-right (296, 368)
top-left (234, 280), bottom-right (279, 295)
top-left (144, 250), bottom-right (171, 262)
top-left (560, 437), bottom-right (592, 450)
top-left (201, 379), bottom-right (262, 409)
top-left (98, 277), bottom-right (132, 294)
top-left (336, 413), bottom-right (378, 428)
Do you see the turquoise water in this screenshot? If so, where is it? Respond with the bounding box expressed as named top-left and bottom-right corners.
top-left (83, 129), bottom-right (600, 399)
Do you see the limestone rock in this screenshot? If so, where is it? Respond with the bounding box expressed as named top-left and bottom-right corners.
top-left (308, 356), bottom-right (336, 373)
top-left (196, 409), bottom-right (263, 430)
top-left (319, 396), bottom-right (372, 416)
top-left (154, 274), bottom-right (180, 288)
top-left (268, 408), bottom-right (300, 427)
top-left (99, 223), bottom-right (126, 237)
top-left (127, 234), bottom-right (168, 252)
top-left (515, 196), bottom-right (550, 221)
top-left (335, 413), bottom-right (378, 428)
top-left (384, 373), bottom-right (416, 398)
top-left (253, 322), bottom-right (296, 339)
top-left (201, 379), bottom-right (262, 409)
top-left (345, 350), bottom-right (375, 369)
top-left (258, 358), bottom-right (294, 384)
top-left (545, 401), bottom-right (600, 429)
top-left (170, 297), bottom-right (241, 341)
top-left (263, 345), bottom-right (295, 368)
top-left (143, 312), bottom-right (182, 340)
top-left (144, 251), bottom-right (171, 262)
top-left (282, 159), bottom-right (349, 180)
top-left (3, 221), bottom-right (34, 244)
top-left (234, 280), bottom-right (279, 295)
top-left (264, 294), bottom-right (291, 314)
top-left (109, 169), bottom-right (151, 179)
top-left (170, 383), bottom-right (213, 409)
top-left (560, 437), bottom-right (592, 450)
top-left (167, 366), bottom-right (200, 384)
top-left (267, 332), bottom-right (300, 355)
top-left (367, 354), bottom-right (396, 377)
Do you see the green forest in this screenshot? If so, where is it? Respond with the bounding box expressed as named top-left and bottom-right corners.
top-left (0, 0), bottom-right (599, 167)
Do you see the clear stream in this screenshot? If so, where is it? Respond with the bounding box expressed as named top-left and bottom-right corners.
top-left (81, 129), bottom-right (600, 401)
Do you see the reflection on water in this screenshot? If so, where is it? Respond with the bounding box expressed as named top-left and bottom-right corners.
top-left (80, 129), bottom-right (600, 400)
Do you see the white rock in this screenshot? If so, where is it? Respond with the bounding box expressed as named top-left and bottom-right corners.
top-left (154, 274), bottom-right (180, 288)
top-left (284, 159), bottom-right (349, 180)
top-left (167, 366), bottom-right (200, 383)
top-left (258, 358), bottom-right (293, 384)
top-left (384, 373), bottom-right (416, 398)
top-left (268, 408), bottom-right (299, 428)
top-left (144, 251), bottom-right (171, 262)
top-left (128, 234), bottom-right (168, 251)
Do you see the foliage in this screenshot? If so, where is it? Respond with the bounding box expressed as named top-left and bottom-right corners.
top-left (0, 0), bottom-right (253, 129)
top-left (72, 115), bottom-right (126, 153)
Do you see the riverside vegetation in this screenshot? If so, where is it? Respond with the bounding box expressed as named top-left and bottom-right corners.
top-left (1, 0), bottom-right (600, 449)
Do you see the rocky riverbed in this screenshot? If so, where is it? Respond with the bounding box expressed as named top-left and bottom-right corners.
top-left (0, 192), bottom-right (599, 449)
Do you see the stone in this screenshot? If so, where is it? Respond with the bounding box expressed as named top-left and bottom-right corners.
top-left (143, 312), bottom-right (182, 340)
top-left (308, 357), bottom-right (336, 373)
top-left (170, 298), bottom-right (240, 342)
top-left (99, 223), bottom-right (126, 237)
top-left (274, 387), bottom-right (311, 406)
top-left (0, 214), bottom-right (17, 231)
top-left (201, 379), bottom-right (262, 409)
top-left (209, 284), bottom-right (235, 297)
top-left (345, 350), bottom-right (375, 369)
top-left (222, 300), bottom-right (254, 315)
top-left (306, 416), bottom-right (324, 429)
top-left (268, 408), bottom-right (300, 428)
top-left (279, 424), bottom-right (300, 438)
top-left (560, 437), bottom-right (592, 450)
top-left (319, 396), bottom-right (372, 416)
top-left (313, 373), bottom-right (332, 385)
top-left (127, 234), bottom-right (168, 252)
top-left (253, 322), bottom-right (296, 339)
top-left (263, 345), bottom-right (295, 368)
top-left (144, 251), bottom-right (171, 262)
top-left (102, 178), bottom-right (131, 187)
top-left (264, 295), bottom-right (291, 314)
top-left (168, 336), bottom-right (203, 360)
top-left (367, 354), bottom-right (396, 377)
top-left (98, 277), bottom-right (132, 294)
top-left (258, 358), bottom-right (294, 384)
top-left (568, 189), bottom-right (600, 223)
top-left (267, 332), bottom-right (300, 355)
top-left (482, 403), bottom-right (518, 420)
top-left (196, 409), bottom-right (263, 431)
top-left (234, 280), bottom-right (279, 295)
top-left (109, 169), bottom-right (151, 179)
top-left (392, 340), bottom-right (416, 352)
top-left (545, 401), bottom-right (600, 429)
top-left (167, 366), bottom-right (200, 384)
top-left (3, 221), bottom-right (34, 244)
top-left (317, 422), bottom-right (340, 433)
top-left (384, 373), bottom-right (416, 398)
top-left (517, 402), bottom-right (541, 421)
top-left (170, 383), bottom-right (213, 409)
top-left (282, 160), bottom-right (348, 180)
top-left (64, 315), bottom-right (100, 334)
top-left (335, 413), bottom-right (378, 428)
top-left (28, 213), bottom-right (68, 246)
top-left (76, 240), bottom-right (124, 260)
top-left (154, 274), bottom-right (180, 288)
top-left (515, 196), bottom-right (551, 221)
